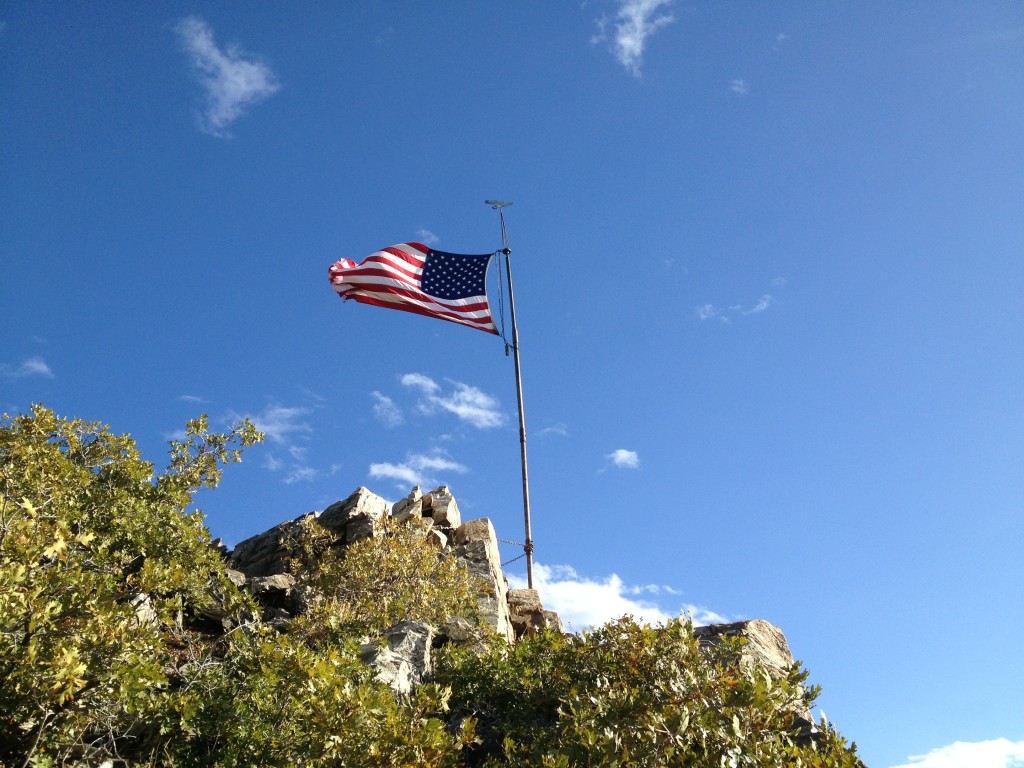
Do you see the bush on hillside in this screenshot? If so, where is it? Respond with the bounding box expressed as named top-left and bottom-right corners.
top-left (1, 405), bottom-right (862, 767)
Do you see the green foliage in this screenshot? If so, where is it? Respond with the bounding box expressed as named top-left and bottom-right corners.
top-left (152, 624), bottom-right (474, 768)
top-left (285, 514), bottom-right (486, 640)
top-left (1, 404), bottom-right (861, 768)
top-left (436, 616), bottom-right (862, 767)
top-left (0, 405), bottom-right (261, 765)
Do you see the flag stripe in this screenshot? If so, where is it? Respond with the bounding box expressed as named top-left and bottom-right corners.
top-left (329, 242), bottom-right (497, 334)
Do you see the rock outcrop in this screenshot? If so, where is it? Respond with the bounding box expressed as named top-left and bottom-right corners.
top-left (360, 620), bottom-right (435, 697)
top-left (222, 486), bottom-right (812, 707)
top-left (226, 485), bottom-right (526, 643)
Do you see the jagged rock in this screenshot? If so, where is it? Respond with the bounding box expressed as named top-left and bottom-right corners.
top-left (360, 620), bottom-right (435, 696)
top-left (225, 568), bottom-right (247, 587)
top-left (694, 619), bottom-right (796, 679)
top-left (209, 537), bottom-right (229, 556)
top-left (393, 485), bottom-right (423, 522)
top-left (229, 488), bottom-right (388, 577)
top-left (228, 513), bottom-right (315, 577)
top-left (129, 593), bottom-right (157, 627)
top-left (423, 485), bottom-right (461, 529)
top-left (437, 616), bottom-right (492, 654)
top-left (246, 573), bottom-right (306, 619)
top-left (453, 518), bottom-right (513, 642)
top-left (543, 610), bottom-right (564, 633)
top-left (507, 588), bottom-right (544, 638)
top-left (321, 486), bottom-right (388, 543)
top-left (507, 589), bottom-right (564, 638)
top-left (427, 528), bottom-right (448, 549)
top-left (695, 619), bottom-right (813, 724)
top-left (247, 572), bottom-right (296, 596)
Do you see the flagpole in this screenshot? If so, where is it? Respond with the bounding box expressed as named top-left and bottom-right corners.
top-left (486, 200), bottom-right (534, 589)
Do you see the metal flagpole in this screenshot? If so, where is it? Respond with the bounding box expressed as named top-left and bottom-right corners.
top-left (485, 199), bottom-right (534, 589)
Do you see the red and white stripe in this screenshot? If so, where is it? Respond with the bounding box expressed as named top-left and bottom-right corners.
top-left (329, 242), bottom-right (497, 334)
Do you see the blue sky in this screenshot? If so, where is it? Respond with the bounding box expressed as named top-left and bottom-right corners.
top-left (2, 3), bottom-right (1022, 766)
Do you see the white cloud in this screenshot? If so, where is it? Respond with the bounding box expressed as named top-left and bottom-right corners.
top-left (179, 394), bottom-right (207, 404)
top-left (371, 391), bottom-right (403, 428)
top-left (0, 356), bottom-right (54, 379)
top-left (174, 16), bottom-right (279, 138)
top-left (507, 563), bottom-right (727, 631)
top-left (416, 229), bottom-right (440, 247)
top-left (594, 0), bottom-right (676, 77)
top-left (744, 294), bottom-right (775, 314)
top-left (401, 373), bottom-right (505, 429)
top-left (400, 372), bottom-right (441, 396)
top-left (698, 280), bottom-right (786, 322)
top-left (697, 304), bottom-right (719, 321)
top-left (607, 448), bottom-right (640, 469)
top-left (369, 450), bottom-right (468, 489)
top-left (283, 466), bottom-right (317, 485)
top-left (730, 78), bottom-right (749, 95)
top-left (537, 422), bottom-right (569, 438)
top-left (232, 404), bottom-right (316, 484)
top-left (434, 382), bottom-right (505, 428)
top-left (242, 404), bottom-right (311, 444)
top-left (890, 739), bottom-right (1024, 768)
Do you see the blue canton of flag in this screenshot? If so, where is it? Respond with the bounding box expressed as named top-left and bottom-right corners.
top-left (421, 250), bottom-right (492, 300)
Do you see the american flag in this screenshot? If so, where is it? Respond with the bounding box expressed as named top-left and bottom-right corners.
top-left (328, 242), bottom-right (498, 334)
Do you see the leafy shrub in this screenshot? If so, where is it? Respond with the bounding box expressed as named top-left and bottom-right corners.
top-left (285, 513), bottom-right (487, 641)
top-left (0, 405), bottom-right (260, 765)
top-left (436, 616), bottom-right (862, 767)
top-left (1, 404), bottom-right (862, 767)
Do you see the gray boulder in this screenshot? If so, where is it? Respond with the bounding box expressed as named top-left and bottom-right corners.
top-left (453, 518), bottom-right (513, 642)
top-left (361, 620), bottom-right (435, 696)
top-left (423, 485), bottom-right (461, 529)
top-left (320, 486), bottom-right (389, 543)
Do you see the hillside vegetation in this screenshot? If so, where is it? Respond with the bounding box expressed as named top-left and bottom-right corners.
top-left (1, 406), bottom-right (863, 767)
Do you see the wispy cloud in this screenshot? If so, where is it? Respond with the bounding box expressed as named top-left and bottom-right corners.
top-left (607, 448), bottom-right (640, 469)
top-left (0, 356), bottom-right (54, 380)
top-left (697, 278), bottom-right (786, 322)
top-left (179, 394), bottom-right (208, 404)
top-left (745, 294), bottom-right (775, 314)
top-left (401, 373), bottom-right (505, 429)
top-left (242, 404), bottom-right (312, 444)
top-left (371, 391), bottom-right (404, 428)
top-left (401, 372), bottom-right (440, 396)
top-left (231, 404), bottom-right (316, 483)
top-left (537, 422), bottom-right (569, 438)
top-left (508, 563), bottom-right (727, 631)
top-left (174, 16), bottom-right (279, 138)
top-left (369, 450), bottom-right (468, 489)
top-left (416, 229), bottom-right (440, 247)
top-left (730, 78), bottom-right (749, 95)
top-left (593, 0), bottom-right (675, 77)
top-left (890, 739), bottom-right (1024, 768)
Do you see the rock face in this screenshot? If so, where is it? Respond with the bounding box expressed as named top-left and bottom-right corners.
top-left (360, 620), bottom-right (435, 697)
top-left (693, 619), bottom-right (796, 679)
top-left (452, 518), bottom-right (514, 643)
top-left (221, 486), bottom-right (810, 708)
top-left (694, 619), bottom-right (813, 725)
top-left (507, 589), bottom-right (564, 638)
top-left (225, 486), bottom-right (526, 644)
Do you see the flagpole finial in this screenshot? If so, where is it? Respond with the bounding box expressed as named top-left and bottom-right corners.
top-left (485, 199), bottom-right (513, 209)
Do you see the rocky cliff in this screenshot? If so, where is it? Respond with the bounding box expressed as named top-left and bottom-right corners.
top-left (220, 484), bottom-right (809, 711)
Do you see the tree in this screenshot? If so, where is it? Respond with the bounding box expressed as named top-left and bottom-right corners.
top-left (0, 405), bottom-right (261, 766)
top-left (436, 616), bottom-right (863, 767)
top-left (285, 514), bottom-right (487, 642)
